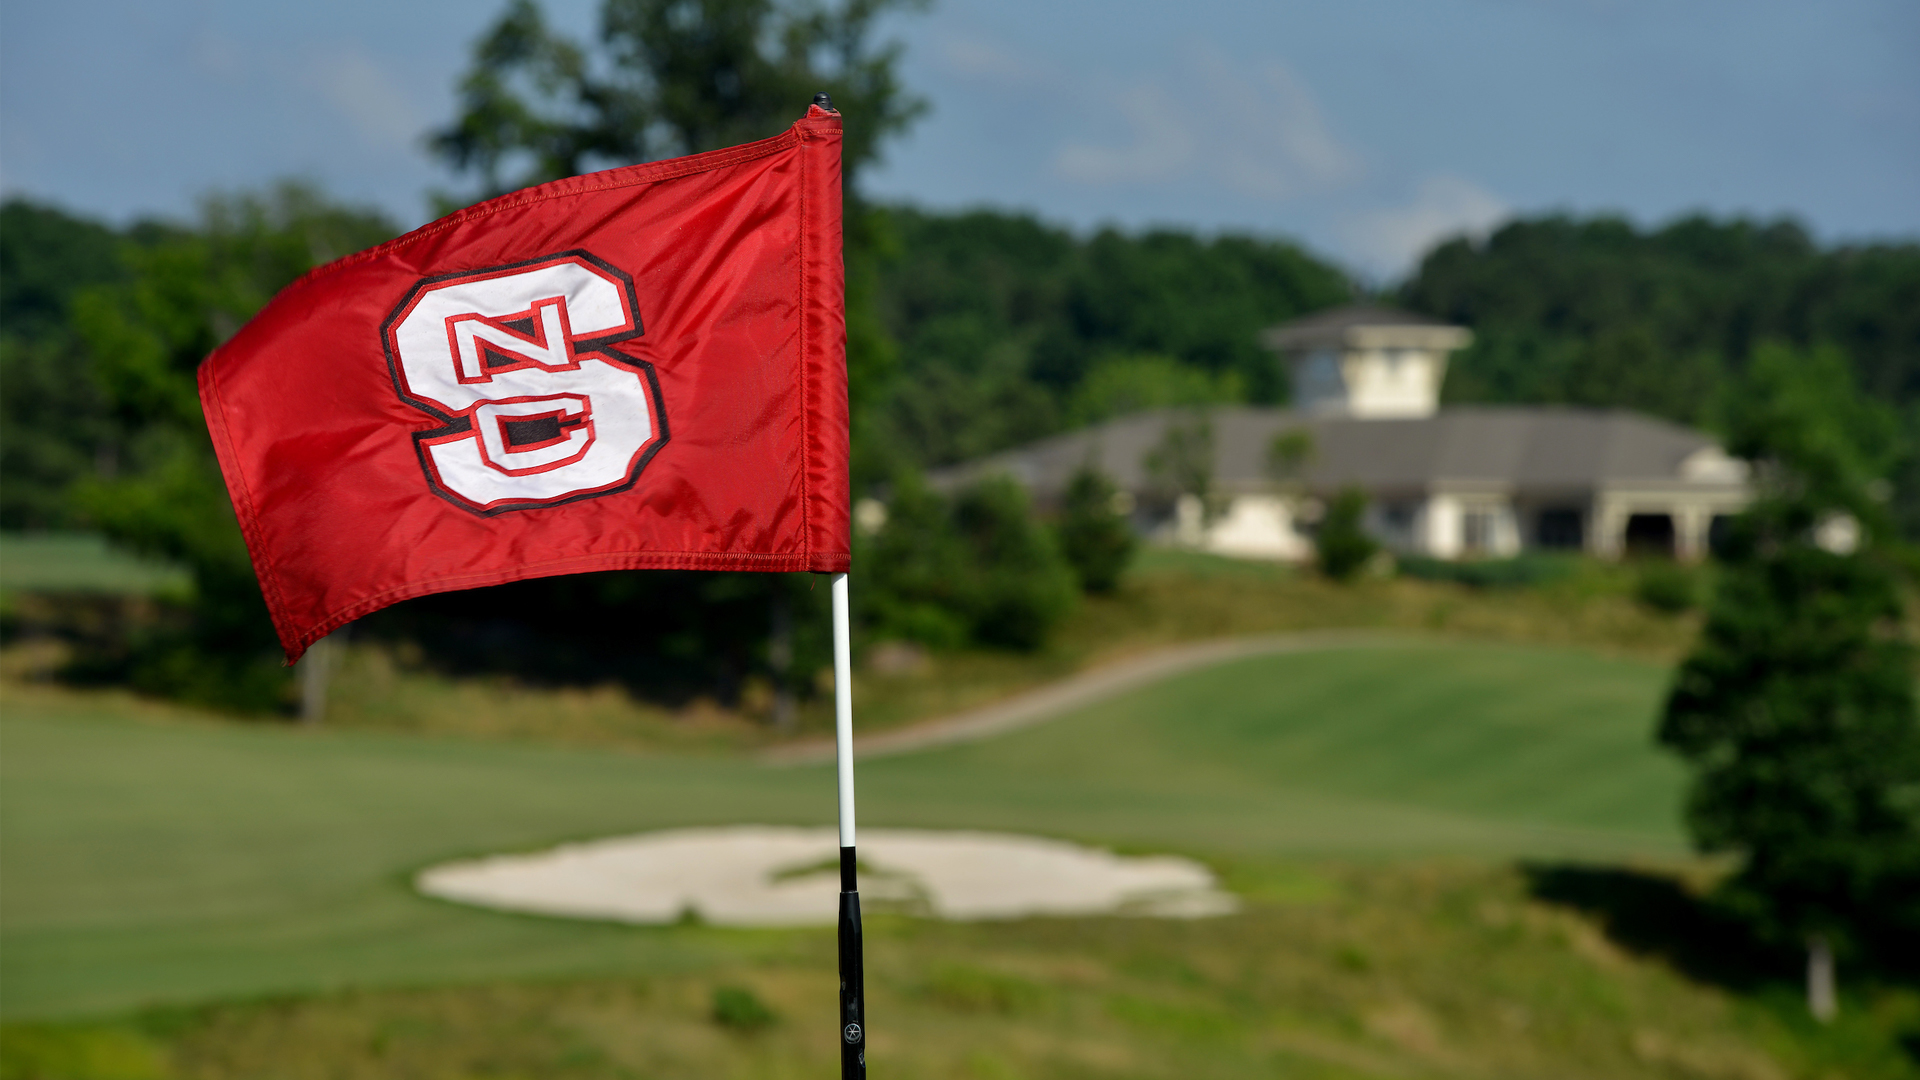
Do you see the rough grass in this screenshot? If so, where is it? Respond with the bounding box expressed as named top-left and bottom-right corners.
top-left (281, 549), bottom-right (1704, 753)
top-left (6, 863), bottom-right (1917, 1079)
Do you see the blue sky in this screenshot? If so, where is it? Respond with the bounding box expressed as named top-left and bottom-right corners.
top-left (3, 0), bottom-right (1914, 278)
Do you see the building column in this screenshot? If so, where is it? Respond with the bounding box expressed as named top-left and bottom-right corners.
top-left (1590, 498), bottom-right (1626, 560)
top-left (1423, 495), bottom-right (1461, 559)
top-left (1675, 505), bottom-right (1712, 562)
top-left (1495, 502), bottom-right (1522, 557)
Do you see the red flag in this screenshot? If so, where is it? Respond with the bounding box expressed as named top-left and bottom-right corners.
top-left (199, 106), bottom-right (849, 662)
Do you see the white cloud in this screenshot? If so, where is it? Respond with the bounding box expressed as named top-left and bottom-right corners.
top-left (1052, 47), bottom-right (1359, 201)
top-left (1053, 82), bottom-right (1196, 185)
top-left (938, 33), bottom-right (1051, 86)
top-left (191, 29), bottom-right (248, 80)
top-left (1340, 174), bottom-right (1509, 278)
top-left (310, 49), bottom-right (428, 153)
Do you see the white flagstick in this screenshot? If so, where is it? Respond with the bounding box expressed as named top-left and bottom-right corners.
top-left (831, 571), bottom-right (866, 1076)
top-left (833, 572), bottom-right (857, 849)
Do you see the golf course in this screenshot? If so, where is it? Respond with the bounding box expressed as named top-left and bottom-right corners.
top-left (3, 640), bottom-right (1682, 1017)
top-left (4, 629), bottom-right (1916, 1076)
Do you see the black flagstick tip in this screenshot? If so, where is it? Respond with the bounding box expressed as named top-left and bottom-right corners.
top-left (813, 91), bottom-right (835, 111)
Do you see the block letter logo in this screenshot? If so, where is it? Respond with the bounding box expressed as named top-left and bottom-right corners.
top-left (383, 252), bottom-right (667, 514)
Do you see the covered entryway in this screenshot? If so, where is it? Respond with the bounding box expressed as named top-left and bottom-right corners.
top-left (1623, 513), bottom-right (1676, 558)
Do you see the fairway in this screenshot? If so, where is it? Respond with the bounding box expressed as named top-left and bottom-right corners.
top-left (858, 641), bottom-right (1687, 856)
top-left (1, 640), bottom-right (1687, 1018)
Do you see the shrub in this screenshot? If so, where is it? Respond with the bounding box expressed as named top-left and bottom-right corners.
top-left (1397, 554), bottom-right (1579, 589)
top-left (860, 475), bottom-right (973, 650)
top-left (1634, 561), bottom-right (1697, 614)
top-left (1315, 488), bottom-right (1376, 582)
top-left (950, 476), bottom-right (1080, 649)
top-left (711, 985), bottom-right (776, 1031)
top-left (1055, 465), bottom-right (1136, 594)
top-left (862, 474), bottom-right (1078, 651)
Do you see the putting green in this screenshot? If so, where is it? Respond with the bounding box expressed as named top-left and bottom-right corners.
top-left (0, 640), bottom-right (1686, 1018)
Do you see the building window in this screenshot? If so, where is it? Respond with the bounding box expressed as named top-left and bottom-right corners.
top-left (1380, 501), bottom-right (1418, 539)
top-left (1305, 351), bottom-right (1339, 392)
top-left (1534, 508), bottom-right (1583, 549)
top-left (1462, 509), bottom-right (1496, 555)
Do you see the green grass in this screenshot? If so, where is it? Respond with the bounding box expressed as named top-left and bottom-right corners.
top-left (0, 533), bottom-right (188, 595)
top-left (7, 641), bottom-right (1918, 1077)
top-left (8, 867), bottom-right (1917, 1079)
top-left (2, 642), bottom-right (1686, 1020)
top-left (861, 642), bottom-right (1687, 857)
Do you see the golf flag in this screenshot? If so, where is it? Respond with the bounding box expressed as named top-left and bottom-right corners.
top-left (198, 106), bottom-right (850, 663)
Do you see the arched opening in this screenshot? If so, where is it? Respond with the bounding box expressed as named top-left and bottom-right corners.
top-left (1623, 513), bottom-right (1676, 558)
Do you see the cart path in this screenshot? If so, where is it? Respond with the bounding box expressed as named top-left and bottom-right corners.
top-left (763, 630), bottom-right (1405, 766)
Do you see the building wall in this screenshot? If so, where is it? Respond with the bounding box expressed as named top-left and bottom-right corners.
top-left (1292, 348), bottom-right (1445, 419)
top-left (1179, 486), bottom-right (1749, 565)
top-left (1204, 495), bottom-right (1313, 560)
top-left (1589, 488), bottom-right (1750, 561)
top-left (1422, 495), bottom-right (1462, 559)
top-left (1340, 349), bottom-right (1446, 418)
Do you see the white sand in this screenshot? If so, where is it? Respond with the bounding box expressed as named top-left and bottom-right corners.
top-left (417, 826), bottom-right (1237, 926)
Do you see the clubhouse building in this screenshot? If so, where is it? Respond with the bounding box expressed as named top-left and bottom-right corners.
top-left (931, 305), bottom-right (1753, 562)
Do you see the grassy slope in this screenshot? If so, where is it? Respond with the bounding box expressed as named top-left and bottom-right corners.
top-left (301, 549), bottom-right (1705, 753)
top-left (2, 642), bottom-right (1684, 1020)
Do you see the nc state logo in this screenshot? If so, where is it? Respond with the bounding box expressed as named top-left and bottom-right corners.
top-left (382, 251), bottom-right (668, 513)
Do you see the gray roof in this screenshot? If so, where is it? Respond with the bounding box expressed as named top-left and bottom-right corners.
top-left (929, 406), bottom-right (1741, 501)
top-left (1261, 304), bottom-right (1467, 351)
top-left (1271, 303), bottom-right (1451, 334)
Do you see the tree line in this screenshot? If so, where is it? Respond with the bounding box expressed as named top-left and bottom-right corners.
top-left (1404, 215), bottom-right (1920, 535)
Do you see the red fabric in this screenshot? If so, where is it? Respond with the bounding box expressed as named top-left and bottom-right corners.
top-left (199, 108), bottom-right (848, 663)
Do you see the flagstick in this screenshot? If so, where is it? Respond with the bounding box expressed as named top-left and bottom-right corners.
top-left (831, 571), bottom-right (866, 1077)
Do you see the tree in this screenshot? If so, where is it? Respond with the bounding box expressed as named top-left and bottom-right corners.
top-left (860, 206), bottom-right (1351, 481)
top-left (1657, 343), bottom-right (1920, 1017)
top-left (1142, 410), bottom-right (1214, 522)
top-left (431, 0), bottom-right (926, 199)
top-left (1066, 354), bottom-right (1242, 427)
top-left (1266, 429), bottom-right (1313, 487)
top-left (0, 199), bottom-right (132, 528)
top-left (1055, 465), bottom-right (1135, 594)
top-left (67, 184), bottom-right (400, 711)
top-left (1315, 487), bottom-right (1376, 582)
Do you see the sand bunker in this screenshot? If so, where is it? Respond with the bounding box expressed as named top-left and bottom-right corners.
top-left (417, 826), bottom-right (1237, 926)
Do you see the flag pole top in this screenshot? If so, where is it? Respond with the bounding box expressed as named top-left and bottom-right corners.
top-left (813, 91), bottom-right (835, 111)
